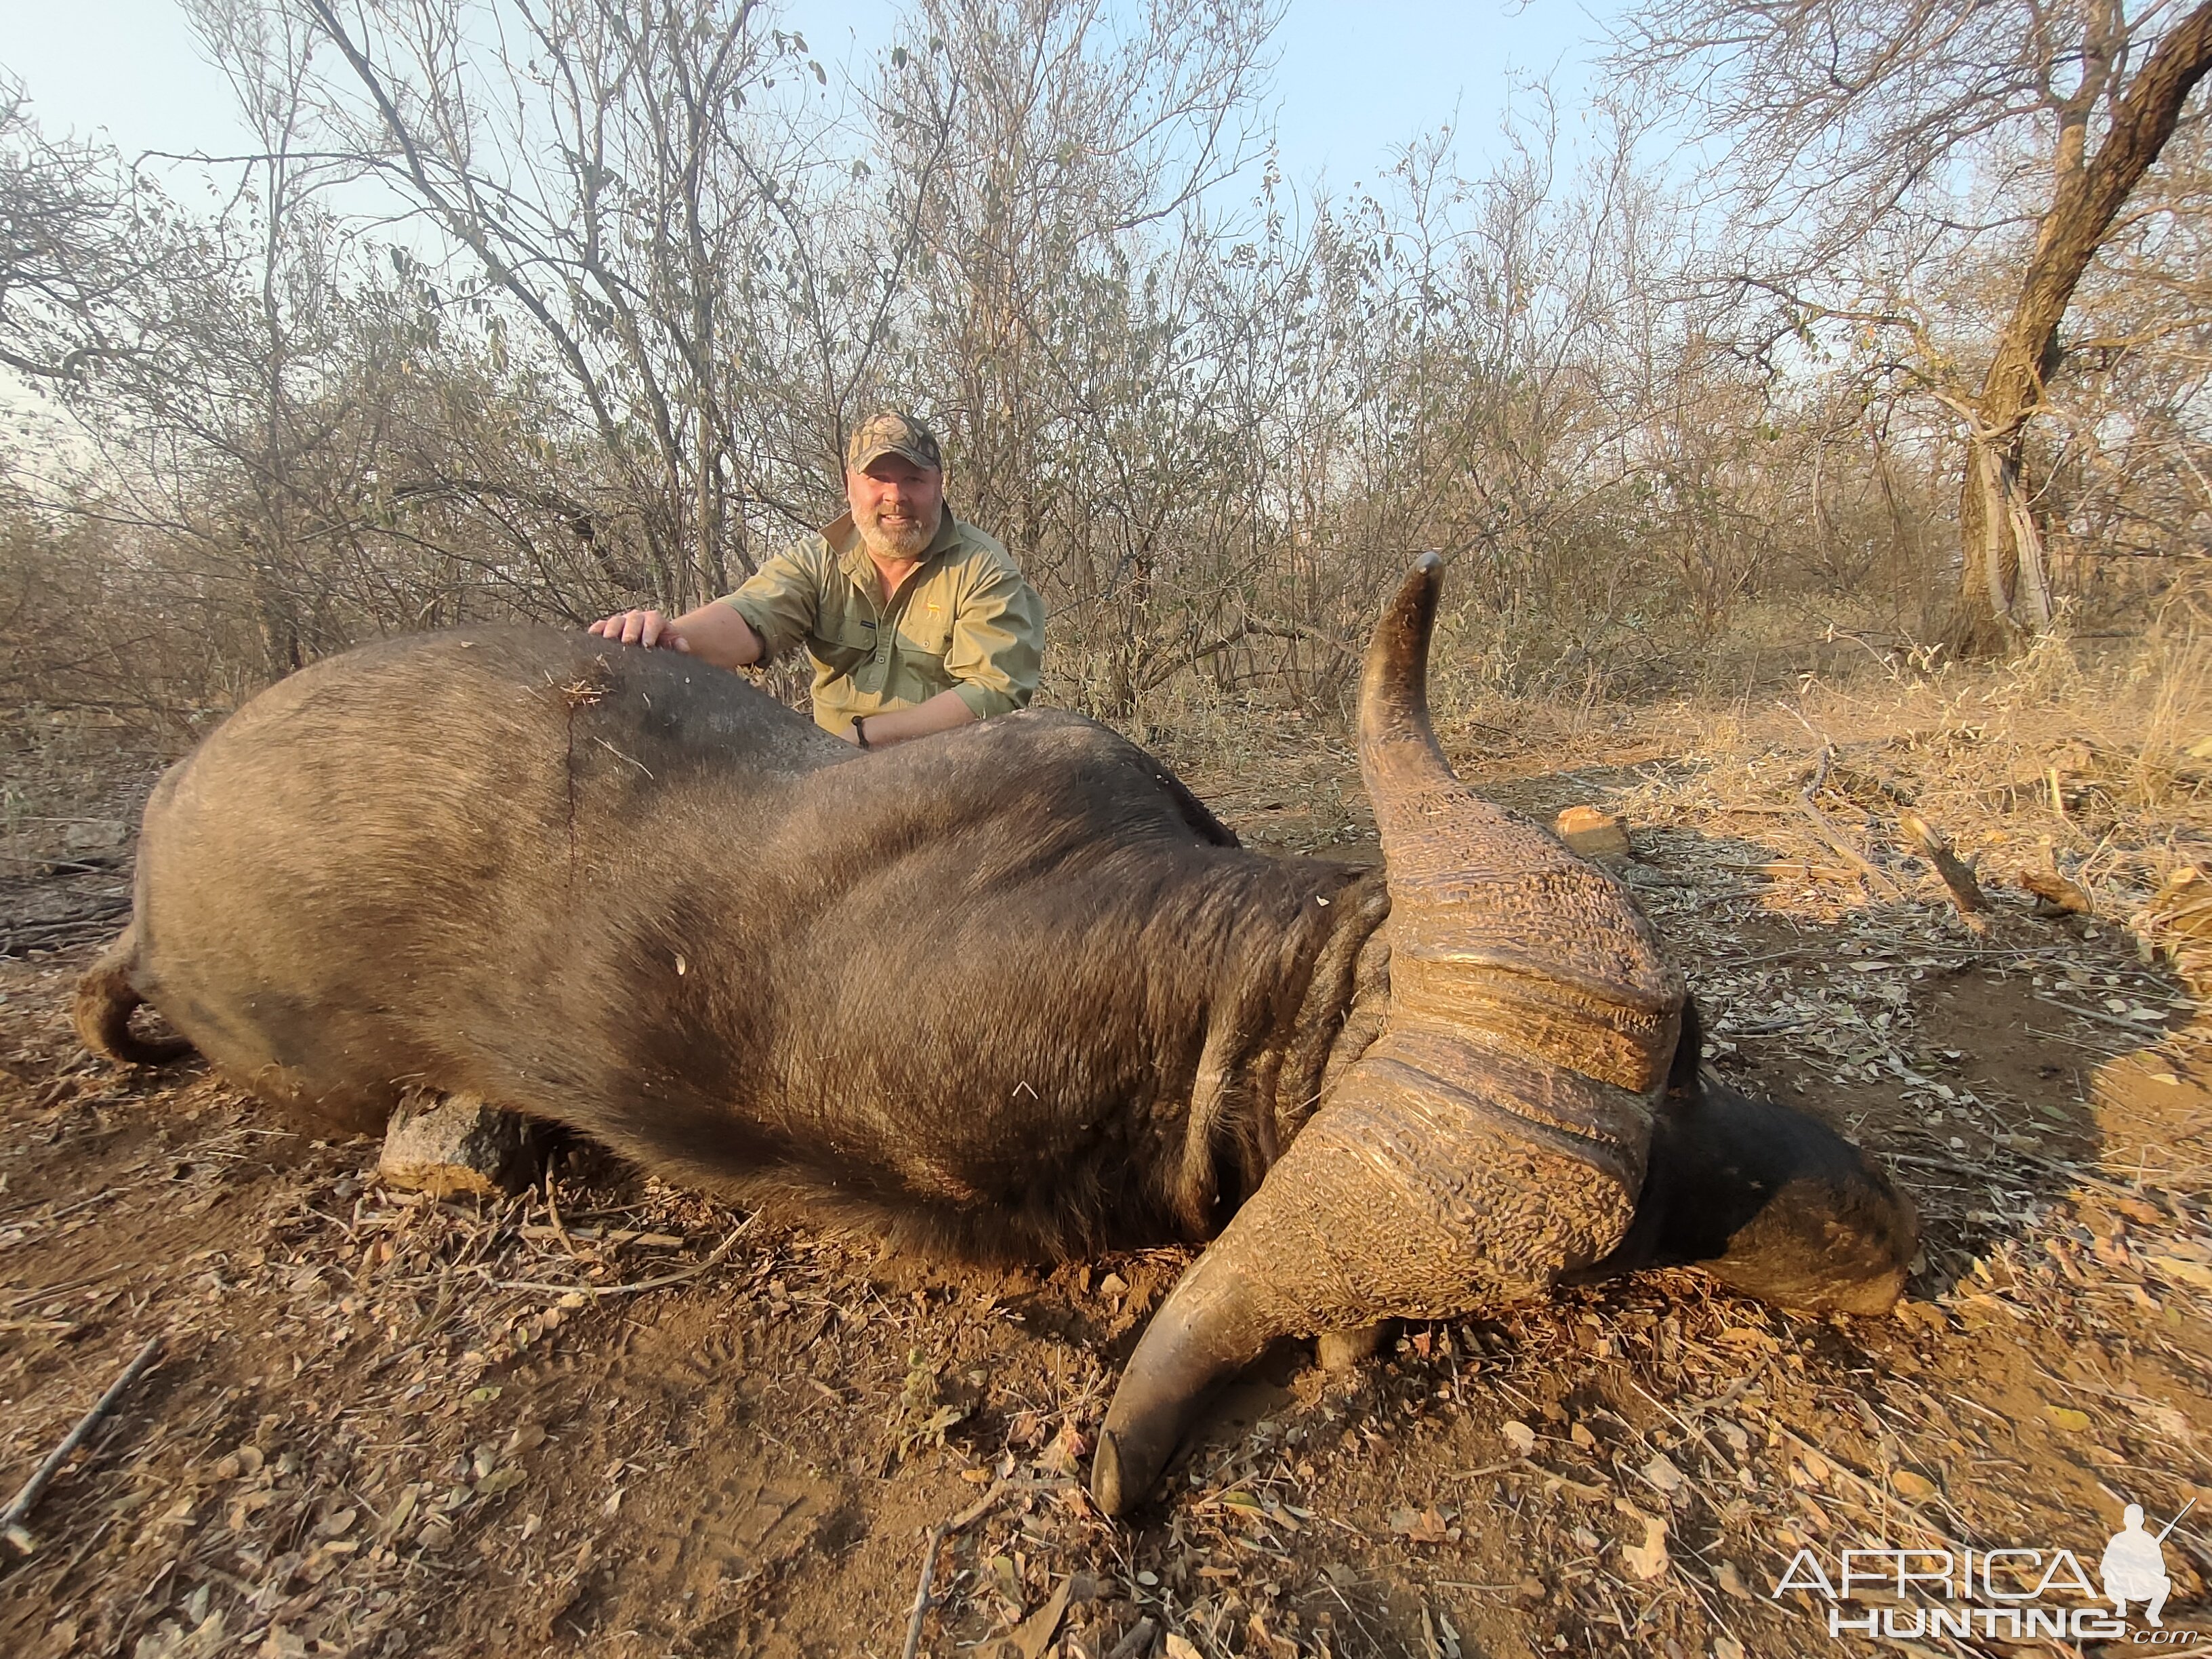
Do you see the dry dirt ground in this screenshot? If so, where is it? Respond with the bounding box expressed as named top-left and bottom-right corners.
top-left (1, 674), bottom-right (2209, 1659)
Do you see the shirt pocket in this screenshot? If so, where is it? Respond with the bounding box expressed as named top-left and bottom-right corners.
top-left (809, 618), bottom-right (881, 674)
top-left (898, 605), bottom-right (953, 658)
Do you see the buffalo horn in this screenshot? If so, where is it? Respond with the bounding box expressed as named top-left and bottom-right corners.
top-left (1093, 556), bottom-right (1685, 1516)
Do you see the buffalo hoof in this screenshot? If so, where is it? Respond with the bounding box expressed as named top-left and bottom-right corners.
top-left (377, 1091), bottom-right (540, 1198)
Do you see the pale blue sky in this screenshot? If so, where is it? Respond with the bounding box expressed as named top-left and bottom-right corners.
top-left (5, 0), bottom-right (1618, 190)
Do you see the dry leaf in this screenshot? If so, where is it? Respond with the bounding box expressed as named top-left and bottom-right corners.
top-left (1388, 1507), bottom-right (1450, 1545)
top-left (1164, 1635), bottom-right (1203, 1659)
top-left (1641, 1453), bottom-right (1687, 1496)
top-left (2148, 1255), bottom-right (2212, 1292)
top-left (1040, 1420), bottom-right (1090, 1476)
top-left (1891, 1469), bottom-right (1937, 1500)
top-left (1501, 1419), bottom-right (1537, 1456)
top-left (313, 1507), bottom-right (356, 1538)
top-left (1717, 1559), bottom-right (1752, 1600)
top-left (1622, 1515), bottom-right (1670, 1580)
top-left (1005, 1574), bottom-right (1076, 1659)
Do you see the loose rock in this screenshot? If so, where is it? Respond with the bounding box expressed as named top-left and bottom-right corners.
top-left (1554, 805), bottom-right (1631, 861)
top-left (377, 1091), bottom-right (539, 1197)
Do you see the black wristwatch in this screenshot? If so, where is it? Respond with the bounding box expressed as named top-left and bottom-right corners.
top-left (852, 716), bottom-right (872, 750)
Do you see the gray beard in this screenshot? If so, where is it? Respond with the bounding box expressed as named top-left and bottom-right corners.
top-left (855, 502), bottom-right (939, 560)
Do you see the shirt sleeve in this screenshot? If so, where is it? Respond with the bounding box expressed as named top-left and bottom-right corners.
top-left (718, 543), bottom-right (821, 663)
top-left (944, 557), bottom-right (1046, 719)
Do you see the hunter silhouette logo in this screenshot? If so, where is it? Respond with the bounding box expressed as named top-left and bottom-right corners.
top-left (1772, 1496), bottom-right (2199, 1643)
top-left (2104, 1500), bottom-right (2194, 1627)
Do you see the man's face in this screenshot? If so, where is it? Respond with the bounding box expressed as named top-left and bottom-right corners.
top-left (846, 453), bottom-right (944, 560)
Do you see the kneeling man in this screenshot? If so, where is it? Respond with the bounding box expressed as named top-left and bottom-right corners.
top-left (2100, 1504), bottom-right (2171, 1626)
top-left (591, 410), bottom-right (1044, 750)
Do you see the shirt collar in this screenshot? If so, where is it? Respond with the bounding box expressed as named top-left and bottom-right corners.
top-left (826, 508), bottom-right (964, 592)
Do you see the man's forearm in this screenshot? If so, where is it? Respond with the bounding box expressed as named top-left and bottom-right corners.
top-left (852, 689), bottom-right (977, 747)
top-left (672, 602), bottom-right (764, 670)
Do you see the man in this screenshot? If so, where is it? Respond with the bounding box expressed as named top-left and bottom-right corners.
top-left (589, 411), bottom-right (1044, 748)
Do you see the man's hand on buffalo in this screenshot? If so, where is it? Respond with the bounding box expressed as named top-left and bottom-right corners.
top-left (587, 602), bottom-right (764, 672)
top-left (588, 607), bottom-right (690, 651)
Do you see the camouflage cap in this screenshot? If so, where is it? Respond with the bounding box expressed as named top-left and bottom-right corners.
top-left (845, 409), bottom-right (943, 474)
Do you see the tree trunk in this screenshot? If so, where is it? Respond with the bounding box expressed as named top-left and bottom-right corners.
top-left (1952, 0), bottom-right (2212, 651)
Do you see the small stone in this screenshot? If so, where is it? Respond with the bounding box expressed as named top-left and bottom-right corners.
top-left (1555, 806), bottom-right (1631, 861)
top-left (1317, 1324), bottom-right (1389, 1373)
top-left (377, 1091), bottom-right (540, 1197)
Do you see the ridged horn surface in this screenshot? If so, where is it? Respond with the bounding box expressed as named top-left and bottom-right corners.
top-left (1363, 554), bottom-right (1683, 1099)
top-left (1094, 557), bottom-right (1689, 1515)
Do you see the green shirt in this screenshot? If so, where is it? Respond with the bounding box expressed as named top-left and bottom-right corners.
top-left (719, 512), bottom-right (1045, 734)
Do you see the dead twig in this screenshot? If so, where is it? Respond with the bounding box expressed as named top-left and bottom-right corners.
top-left (1798, 748), bottom-right (1905, 897)
top-left (1715, 859), bottom-right (1861, 884)
top-left (1898, 813), bottom-right (1991, 933)
top-left (1, 1335), bottom-right (163, 1551)
top-left (3, 1265), bottom-right (134, 1313)
top-left (902, 1480), bottom-right (1016, 1659)
top-left (485, 1216), bottom-right (754, 1296)
top-left (0, 853), bottom-right (119, 873)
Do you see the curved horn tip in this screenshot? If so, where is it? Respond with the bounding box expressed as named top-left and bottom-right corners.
top-left (1385, 554), bottom-right (1444, 635)
top-left (1090, 1429), bottom-right (1133, 1517)
top-left (1090, 1410), bottom-right (1187, 1519)
top-left (1090, 1248), bottom-right (1277, 1519)
top-left (1360, 555), bottom-right (1452, 760)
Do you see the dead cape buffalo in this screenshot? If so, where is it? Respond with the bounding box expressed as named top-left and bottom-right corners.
top-left (77, 556), bottom-right (1917, 1515)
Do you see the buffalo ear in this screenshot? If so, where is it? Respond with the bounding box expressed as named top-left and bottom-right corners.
top-left (1666, 996), bottom-right (1704, 1095)
top-left (1583, 1079), bottom-right (1918, 1316)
